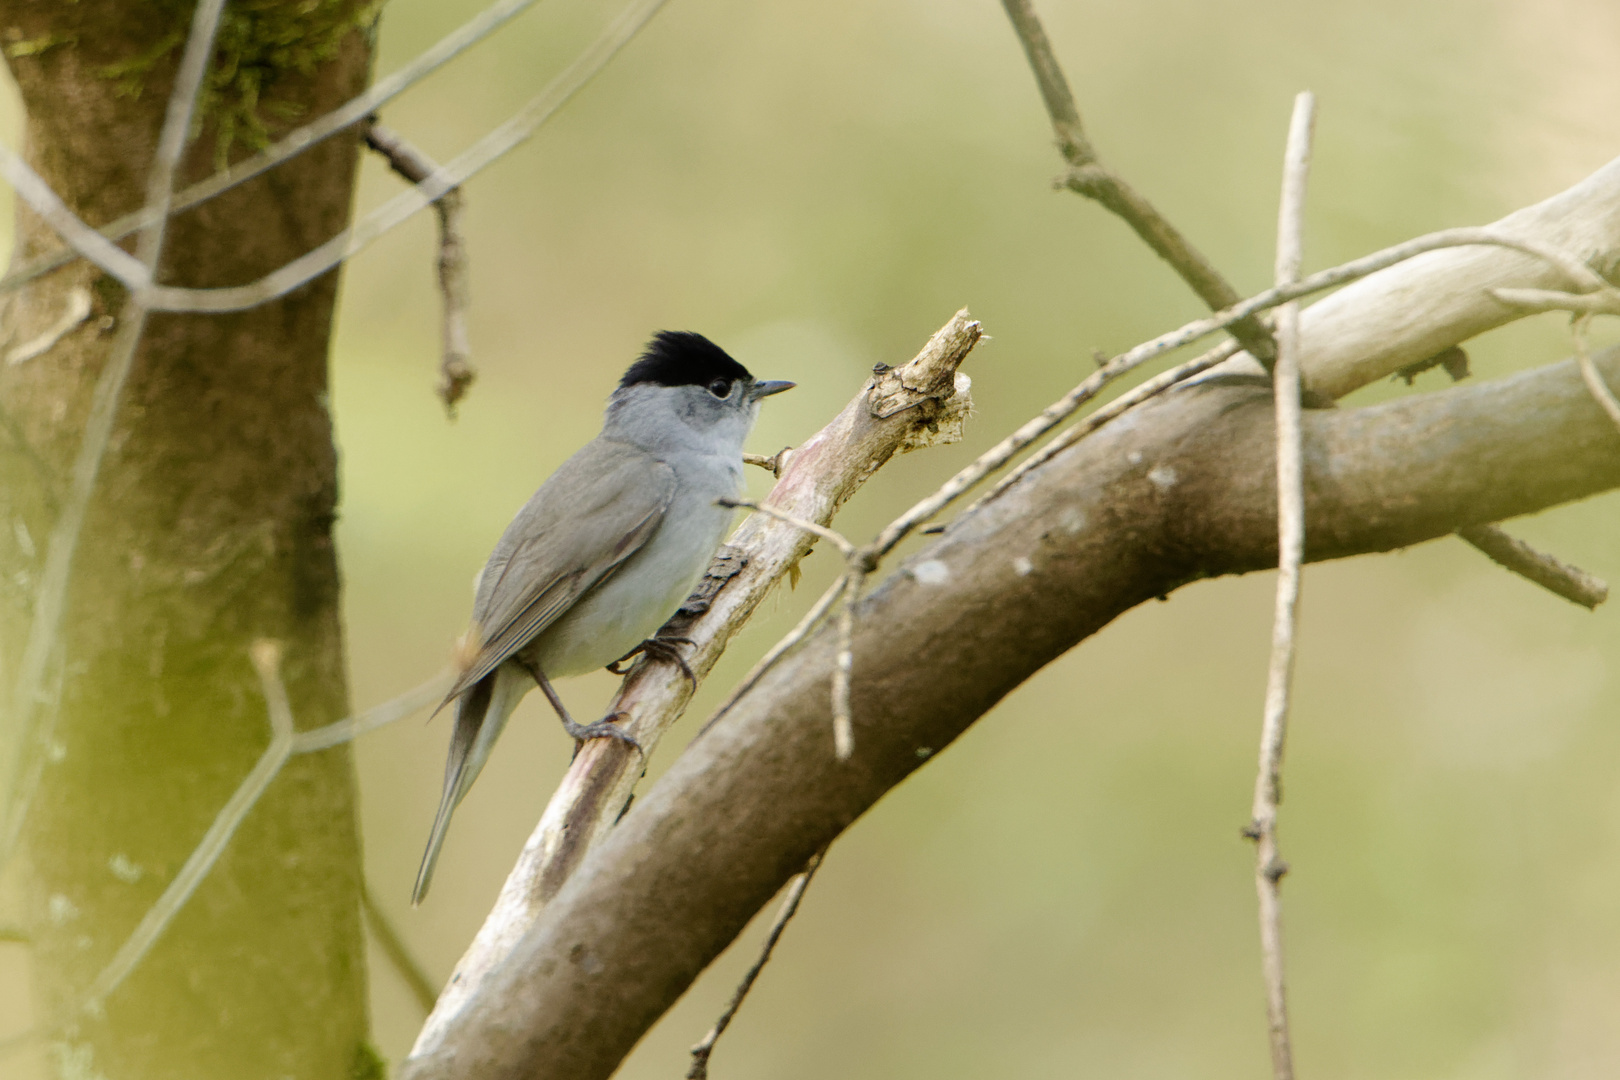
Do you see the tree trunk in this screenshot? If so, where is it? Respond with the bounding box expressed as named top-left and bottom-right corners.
top-left (0, 7), bottom-right (376, 1078)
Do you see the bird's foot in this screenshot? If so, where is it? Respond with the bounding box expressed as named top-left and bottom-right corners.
top-left (562, 711), bottom-right (643, 757)
top-left (607, 635), bottom-right (698, 689)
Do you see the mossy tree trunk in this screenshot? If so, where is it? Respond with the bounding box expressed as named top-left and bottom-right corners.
top-left (0, 5), bottom-right (377, 1078)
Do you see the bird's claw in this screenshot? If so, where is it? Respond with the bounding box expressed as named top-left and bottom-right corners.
top-left (562, 711), bottom-right (644, 756)
top-left (607, 635), bottom-right (698, 689)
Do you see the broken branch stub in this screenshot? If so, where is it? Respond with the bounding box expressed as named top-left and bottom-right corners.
top-left (408, 309), bottom-right (983, 1057)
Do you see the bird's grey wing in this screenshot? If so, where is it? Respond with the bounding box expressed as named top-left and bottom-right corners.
top-left (439, 448), bottom-right (676, 704)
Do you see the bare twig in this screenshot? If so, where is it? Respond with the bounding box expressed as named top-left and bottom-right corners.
top-left (290, 673), bottom-right (451, 754)
top-left (363, 121), bottom-right (476, 413)
top-left (718, 498), bottom-right (870, 758)
top-left (86, 637), bottom-right (292, 1008)
top-left (716, 498), bottom-right (856, 555)
top-left (1492, 283), bottom-right (1620, 429)
top-left (0, 0), bottom-right (547, 295)
top-left (1, 0), bottom-right (228, 866)
top-left (686, 847), bottom-right (826, 1080)
top-left (4, 285), bottom-right (91, 365)
top-left (0, 145), bottom-right (151, 288)
top-left (1490, 285), bottom-right (1620, 317)
top-left (1456, 524), bottom-right (1608, 608)
top-left (363, 880), bottom-right (440, 1015)
top-left (743, 447), bottom-right (792, 476)
top-left (999, 0), bottom-right (1277, 365)
top-left (1574, 313), bottom-right (1620, 434)
top-left (1247, 91), bottom-right (1315, 1080)
top-left (971, 338), bottom-right (1242, 509)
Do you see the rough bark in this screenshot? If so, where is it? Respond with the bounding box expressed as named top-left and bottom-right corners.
top-left (0, 7), bottom-right (376, 1079)
top-left (401, 345), bottom-right (1620, 1080)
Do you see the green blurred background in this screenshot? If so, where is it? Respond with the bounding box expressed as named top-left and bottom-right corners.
top-left (9, 0), bottom-right (1620, 1075)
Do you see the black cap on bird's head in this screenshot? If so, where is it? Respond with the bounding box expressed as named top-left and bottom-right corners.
top-left (621, 331), bottom-right (753, 389)
top-left (620, 330), bottom-right (794, 403)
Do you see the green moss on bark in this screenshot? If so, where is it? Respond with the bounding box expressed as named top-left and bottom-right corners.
top-left (96, 0), bottom-right (385, 166)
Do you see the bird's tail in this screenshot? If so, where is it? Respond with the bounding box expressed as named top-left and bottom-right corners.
top-left (412, 674), bottom-right (496, 905)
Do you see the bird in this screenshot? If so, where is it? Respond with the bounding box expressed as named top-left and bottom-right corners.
top-left (412, 331), bottom-right (794, 904)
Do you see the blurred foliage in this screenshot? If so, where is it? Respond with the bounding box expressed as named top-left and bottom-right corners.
top-left (5, 0), bottom-right (1620, 1077)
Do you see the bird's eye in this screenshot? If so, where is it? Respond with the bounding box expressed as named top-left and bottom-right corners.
top-left (707, 378), bottom-right (732, 398)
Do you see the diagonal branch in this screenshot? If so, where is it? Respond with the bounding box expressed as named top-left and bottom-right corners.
top-left (999, 0), bottom-right (1277, 364)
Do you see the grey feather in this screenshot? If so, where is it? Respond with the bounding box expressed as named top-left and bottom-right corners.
top-left (412, 348), bottom-right (792, 904)
top-left (437, 443), bottom-right (675, 706)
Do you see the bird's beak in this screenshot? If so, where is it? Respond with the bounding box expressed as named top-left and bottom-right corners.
top-left (749, 379), bottom-right (795, 400)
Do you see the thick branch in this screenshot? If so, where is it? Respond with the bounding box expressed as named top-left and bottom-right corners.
top-left (1268, 158), bottom-right (1620, 398)
top-left (401, 340), bottom-right (1620, 1080)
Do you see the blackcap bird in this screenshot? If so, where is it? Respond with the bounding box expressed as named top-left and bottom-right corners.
top-left (413, 331), bottom-right (793, 903)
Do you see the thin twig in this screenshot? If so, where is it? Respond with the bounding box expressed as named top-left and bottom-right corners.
top-left (715, 498), bottom-right (856, 556)
top-left (999, 0), bottom-right (1276, 365)
top-left (1573, 313), bottom-right (1620, 434)
top-left (1492, 282), bottom-right (1620, 426)
top-left (0, 145), bottom-right (150, 288)
top-left (0, 0), bottom-right (547, 295)
top-left (363, 121), bottom-right (476, 413)
top-left (971, 338), bottom-right (1242, 509)
top-left (1456, 524), bottom-right (1608, 609)
top-left (743, 447), bottom-right (792, 476)
top-left (1490, 285), bottom-right (1620, 317)
top-left (86, 638), bottom-right (293, 1007)
top-left (362, 880), bottom-right (440, 1014)
top-left (698, 574), bottom-right (849, 740)
top-left (1248, 91), bottom-right (1315, 1080)
top-left (687, 847), bottom-right (826, 1080)
top-left (718, 498), bottom-right (869, 758)
top-left (0, 0), bottom-right (228, 866)
top-left (1491, 288), bottom-right (1620, 430)
top-left (290, 673), bottom-right (451, 754)
top-left (4, 285), bottom-right (91, 365)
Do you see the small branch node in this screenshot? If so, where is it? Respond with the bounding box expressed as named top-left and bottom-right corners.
top-left (743, 446), bottom-right (792, 476)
